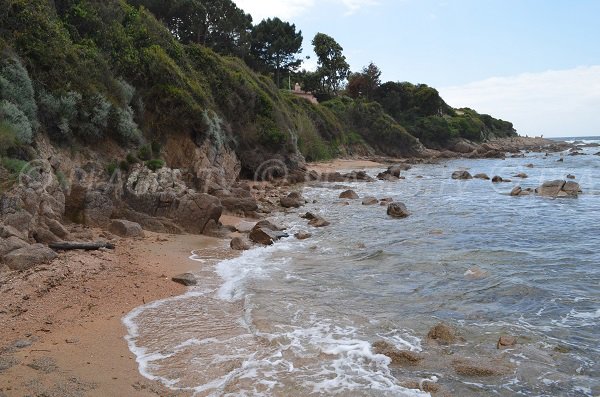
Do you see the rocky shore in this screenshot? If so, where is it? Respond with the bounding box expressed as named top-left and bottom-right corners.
top-left (0, 136), bottom-right (577, 396)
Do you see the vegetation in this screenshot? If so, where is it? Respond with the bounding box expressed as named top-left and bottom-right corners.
top-left (312, 33), bottom-right (351, 96)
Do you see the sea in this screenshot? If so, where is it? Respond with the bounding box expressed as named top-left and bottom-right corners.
top-left (123, 136), bottom-right (600, 396)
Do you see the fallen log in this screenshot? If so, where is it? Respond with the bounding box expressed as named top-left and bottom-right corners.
top-left (48, 241), bottom-right (115, 251)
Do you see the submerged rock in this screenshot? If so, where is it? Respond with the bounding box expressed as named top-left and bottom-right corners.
top-left (372, 341), bottom-right (423, 366)
top-left (497, 335), bottom-right (517, 349)
top-left (473, 173), bottom-right (490, 180)
top-left (362, 197), bottom-right (379, 205)
top-left (387, 202), bottom-right (409, 218)
top-left (514, 172), bottom-right (528, 178)
top-left (308, 217), bottom-right (331, 228)
top-left (427, 322), bottom-right (457, 344)
top-left (451, 170), bottom-right (472, 180)
top-left (452, 359), bottom-right (505, 377)
top-left (491, 176), bottom-right (504, 183)
top-left (294, 231), bottom-right (312, 240)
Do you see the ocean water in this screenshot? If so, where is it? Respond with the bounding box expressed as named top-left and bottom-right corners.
top-left (124, 138), bottom-right (600, 396)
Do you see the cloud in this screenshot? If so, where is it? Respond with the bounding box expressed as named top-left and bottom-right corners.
top-left (235, 0), bottom-right (377, 21)
top-left (439, 66), bottom-right (600, 137)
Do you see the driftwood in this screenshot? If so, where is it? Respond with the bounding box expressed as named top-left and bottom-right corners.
top-left (48, 241), bottom-right (115, 251)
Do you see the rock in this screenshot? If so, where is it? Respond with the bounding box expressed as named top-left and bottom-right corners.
top-left (497, 335), bottom-right (517, 349)
top-left (321, 171), bottom-right (375, 183)
top-left (249, 226), bottom-right (288, 245)
top-left (45, 219), bottom-right (69, 239)
top-left (473, 173), bottom-right (490, 180)
top-left (451, 171), bottom-right (472, 180)
top-left (510, 186), bottom-right (522, 196)
top-left (453, 140), bottom-right (477, 154)
top-left (301, 212), bottom-right (318, 220)
top-left (372, 341), bottom-right (423, 366)
top-left (525, 163), bottom-right (534, 168)
top-left (362, 197), bottom-right (379, 205)
top-left (254, 219), bottom-right (285, 231)
top-left (27, 357), bottom-right (58, 373)
top-left (387, 202), bottom-right (409, 218)
top-left (280, 192), bottom-right (305, 208)
top-left (595, 151), bottom-right (600, 156)
top-left (109, 219), bottom-right (145, 238)
top-left (514, 173), bottom-right (528, 178)
top-left (308, 217), bottom-right (331, 228)
top-left (536, 180), bottom-right (580, 198)
top-left (557, 158), bottom-right (564, 162)
top-left (339, 190), bottom-right (359, 199)
top-left (235, 220), bottom-right (257, 233)
top-left (427, 323), bottom-right (457, 344)
top-left (0, 236), bottom-right (29, 257)
top-left (230, 237), bottom-right (251, 251)
top-left (0, 224), bottom-right (27, 240)
top-left (172, 273), bottom-right (197, 286)
top-left (566, 174), bottom-right (576, 179)
top-left (491, 176), bottom-right (504, 183)
top-left (4, 244), bottom-right (58, 271)
top-left (294, 232), bottom-right (312, 240)
top-left (32, 228), bottom-right (61, 244)
top-left (452, 359), bottom-right (505, 377)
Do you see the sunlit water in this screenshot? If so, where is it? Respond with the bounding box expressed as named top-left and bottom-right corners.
top-left (124, 138), bottom-right (600, 396)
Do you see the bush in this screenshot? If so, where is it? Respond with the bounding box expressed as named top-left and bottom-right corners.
top-left (0, 100), bottom-right (33, 144)
top-left (126, 152), bottom-right (139, 164)
top-left (38, 90), bottom-right (81, 141)
top-left (0, 56), bottom-right (38, 130)
top-left (145, 159), bottom-right (164, 171)
top-left (1, 157), bottom-right (28, 175)
top-left (111, 106), bottom-right (141, 143)
top-left (106, 162), bottom-right (118, 176)
top-left (137, 145), bottom-right (152, 161)
top-left (0, 121), bottom-right (18, 154)
top-left (151, 140), bottom-right (161, 157)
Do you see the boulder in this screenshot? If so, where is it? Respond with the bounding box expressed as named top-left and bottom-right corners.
top-left (510, 186), bottom-right (533, 197)
top-left (427, 323), bottom-right (457, 344)
top-left (377, 164), bottom-right (411, 181)
top-left (280, 192), bottom-right (305, 208)
top-left (525, 163), bottom-right (534, 168)
top-left (566, 174), bottom-right (576, 179)
top-left (514, 173), bottom-right (528, 178)
top-left (254, 219), bottom-right (285, 231)
top-left (172, 273), bottom-right (197, 286)
top-left (0, 236), bottom-right (30, 258)
top-left (249, 226), bottom-right (288, 245)
top-left (491, 176), bottom-right (504, 183)
top-left (372, 341), bottom-right (423, 366)
top-left (473, 173), bottom-right (490, 180)
top-left (362, 197), bottom-right (379, 205)
top-left (451, 171), bottom-right (472, 180)
top-left (4, 244), bottom-right (58, 271)
top-left (294, 232), bottom-right (312, 240)
top-left (339, 190), bottom-right (359, 200)
top-left (387, 202), bottom-right (409, 218)
top-left (536, 180), bottom-right (580, 198)
top-left (230, 237), bottom-right (251, 251)
top-left (235, 220), bottom-right (257, 233)
top-left (301, 212), bottom-right (318, 220)
top-left (453, 140), bottom-right (477, 154)
top-left (109, 219), bottom-right (145, 238)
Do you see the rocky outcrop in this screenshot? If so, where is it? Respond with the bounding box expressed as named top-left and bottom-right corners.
top-left (451, 171), bottom-right (472, 180)
top-left (109, 219), bottom-right (145, 238)
top-left (124, 166), bottom-right (222, 234)
top-left (377, 164), bottom-right (410, 181)
top-left (387, 202), bottom-right (409, 218)
top-left (536, 180), bottom-right (581, 198)
top-left (320, 170), bottom-right (374, 183)
top-left (211, 184), bottom-right (258, 215)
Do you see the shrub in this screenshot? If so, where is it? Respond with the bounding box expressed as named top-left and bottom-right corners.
top-left (0, 56), bottom-right (38, 130)
top-left (137, 145), bottom-right (152, 161)
top-left (1, 157), bottom-right (28, 175)
top-left (151, 140), bottom-right (161, 157)
top-left (38, 90), bottom-right (81, 141)
top-left (126, 152), bottom-right (139, 164)
top-left (0, 121), bottom-right (18, 154)
top-left (106, 162), bottom-right (118, 176)
top-left (111, 106), bottom-right (141, 143)
top-left (0, 100), bottom-right (33, 144)
top-left (145, 159), bottom-right (164, 171)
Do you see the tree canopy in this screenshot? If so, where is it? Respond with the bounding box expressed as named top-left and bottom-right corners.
top-left (250, 18), bottom-right (303, 88)
top-left (312, 33), bottom-right (350, 95)
top-left (347, 62), bottom-right (382, 100)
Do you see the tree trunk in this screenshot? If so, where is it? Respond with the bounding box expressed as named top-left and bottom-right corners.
top-left (49, 242), bottom-right (116, 251)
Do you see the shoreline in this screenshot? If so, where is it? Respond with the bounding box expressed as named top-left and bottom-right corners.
top-left (0, 136), bottom-right (577, 396)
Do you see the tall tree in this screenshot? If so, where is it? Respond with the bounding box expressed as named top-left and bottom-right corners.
top-left (250, 18), bottom-right (303, 88)
top-left (347, 62), bottom-right (382, 100)
top-left (311, 33), bottom-right (350, 95)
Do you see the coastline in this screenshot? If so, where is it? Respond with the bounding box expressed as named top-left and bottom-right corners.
top-left (0, 136), bottom-right (578, 396)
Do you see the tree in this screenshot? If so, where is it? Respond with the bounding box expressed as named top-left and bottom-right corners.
top-left (347, 62), bottom-right (382, 100)
top-left (130, 0), bottom-right (253, 57)
top-left (250, 18), bottom-right (303, 88)
top-left (311, 33), bottom-right (350, 95)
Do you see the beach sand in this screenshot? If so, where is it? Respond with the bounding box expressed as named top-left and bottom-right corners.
top-left (306, 159), bottom-right (386, 174)
top-left (0, 231), bottom-right (232, 397)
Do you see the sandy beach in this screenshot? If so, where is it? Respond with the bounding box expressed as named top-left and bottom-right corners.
top-left (0, 231), bottom-right (235, 397)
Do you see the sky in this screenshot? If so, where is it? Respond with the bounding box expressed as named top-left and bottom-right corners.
top-left (235, 0), bottom-right (600, 137)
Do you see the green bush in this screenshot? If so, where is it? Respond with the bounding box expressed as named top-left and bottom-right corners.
top-left (145, 159), bottom-right (164, 171)
top-left (137, 145), bottom-right (152, 161)
top-left (126, 152), bottom-right (139, 164)
top-left (106, 162), bottom-right (118, 176)
top-left (1, 157), bottom-right (28, 175)
top-left (151, 140), bottom-right (162, 157)
top-left (0, 56), bottom-right (38, 130)
top-left (0, 121), bottom-right (18, 155)
top-left (38, 89), bottom-right (81, 141)
top-left (0, 100), bottom-right (33, 144)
